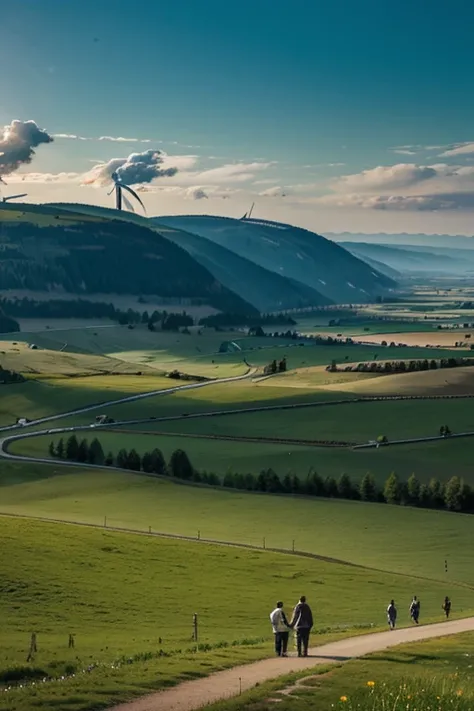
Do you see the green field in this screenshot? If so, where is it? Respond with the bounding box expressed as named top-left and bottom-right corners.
top-left (12, 429), bottom-right (474, 483)
top-left (1, 514), bottom-right (471, 711)
top-left (1, 465), bottom-right (474, 585)
top-left (134, 397), bottom-right (474, 441)
top-left (0, 375), bottom-right (176, 426)
top-left (3, 314), bottom-right (474, 709)
top-left (208, 632), bottom-right (474, 711)
top-left (3, 323), bottom-right (468, 378)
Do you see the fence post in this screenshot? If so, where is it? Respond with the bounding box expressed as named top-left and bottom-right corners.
top-left (292, 539), bottom-right (295, 553)
top-left (68, 634), bottom-right (75, 649)
top-left (149, 526), bottom-right (151, 534)
top-left (104, 516), bottom-right (107, 528)
top-left (27, 632), bottom-right (37, 662)
top-left (197, 530), bottom-right (200, 540)
top-left (193, 613), bottom-right (198, 643)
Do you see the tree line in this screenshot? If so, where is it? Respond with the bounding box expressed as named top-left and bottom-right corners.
top-left (0, 296), bottom-right (196, 331)
top-left (329, 357), bottom-right (474, 374)
top-left (49, 436), bottom-right (474, 514)
top-left (0, 365), bottom-right (25, 384)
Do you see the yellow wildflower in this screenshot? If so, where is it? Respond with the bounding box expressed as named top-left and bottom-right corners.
top-left (340, 696), bottom-right (348, 702)
top-left (367, 681), bottom-right (375, 687)
top-left (457, 690), bottom-right (463, 696)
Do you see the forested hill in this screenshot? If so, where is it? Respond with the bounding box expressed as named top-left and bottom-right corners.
top-left (0, 207), bottom-right (257, 314)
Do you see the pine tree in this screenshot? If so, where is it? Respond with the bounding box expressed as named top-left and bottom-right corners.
top-left (77, 439), bottom-right (89, 463)
top-left (418, 483), bottom-right (431, 508)
top-left (150, 448), bottom-right (166, 475)
top-left (104, 451), bottom-right (114, 466)
top-left (127, 449), bottom-right (141, 471)
top-left (56, 437), bottom-right (65, 459)
top-left (223, 472), bottom-right (236, 488)
top-left (428, 478), bottom-right (445, 508)
top-left (337, 473), bottom-right (354, 499)
top-left (141, 451), bottom-right (153, 473)
top-left (169, 449), bottom-right (194, 480)
top-left (384, 473), bottom-right (401, 504)
top-left (66, 434), bottom-right (79, 461)
top-left (359, 472), bottom-right (377, 501)
top-left (116, 448), bottom-right (129, 468)
top-left (48, 440), bottom-right (56, 457)
top-left (245, 473), bottom-right (256, 490)
top-left (88, 438), bottom-right (105, 465)
top-left (445, 476), bottom-right (463, 511)
top-left (407, 473), bottom-right (421, 506)
top-left (325, 476), bottom-right (338, 498)
top-left (265, 468), bottom-right (282, 493)
top-left (290, 474), bottom-right (301, 494)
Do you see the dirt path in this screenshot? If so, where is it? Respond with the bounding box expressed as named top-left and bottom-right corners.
top-left (109, 616), bottom-right (474, 711)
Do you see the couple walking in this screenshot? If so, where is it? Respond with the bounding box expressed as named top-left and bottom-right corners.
top-left (270, 596), bottom-right (313, 658)
top-left (387, 596), bottom-right (421, 629)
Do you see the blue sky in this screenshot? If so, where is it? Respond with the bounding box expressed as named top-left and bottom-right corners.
top-left (2, 0), bottom-right (474, 234)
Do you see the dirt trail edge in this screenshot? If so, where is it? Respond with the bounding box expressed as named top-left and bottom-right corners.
top-left (109, 616), bottom-right (474, 711)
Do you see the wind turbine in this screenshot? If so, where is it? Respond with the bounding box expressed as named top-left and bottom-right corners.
top-left (108, 171), bottom-right (146, 214)
top-left (0, 177), bottom-right (27, 203)
top-left (241, 202), bottom-right (255, 220)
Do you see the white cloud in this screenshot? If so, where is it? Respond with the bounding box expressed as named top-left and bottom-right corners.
top-left (185, 161), bottom-right (274, 184)
top-left (98, 136), bottom-right (154, 143)
top-left (332, 163), bottom-right (439, 193)
top-left (7, 171), bottom-right (81, 184)
top-left (392, 149), bottom-right (416, 156)
top-left (439, 142), bottom-right (474, 157)
top-left (259, 186), bottom-right (289, 198)
top-left (309, 161), bottom-right (474, 212)
top-left (317, 192), bottom-right (474, 211)
top-left (53, 133), bottom-right (88, 141)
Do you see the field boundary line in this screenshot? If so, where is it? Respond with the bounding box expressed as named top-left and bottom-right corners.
top-left (1, 509), bottom-right (472, 591)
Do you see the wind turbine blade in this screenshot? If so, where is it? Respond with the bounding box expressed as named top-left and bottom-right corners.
top-left (120, 183), bottom-right (146, 213)
top-left (122, 194), bottom-right (135, 213)
top-left (5, 194), bottom-right (28, 201)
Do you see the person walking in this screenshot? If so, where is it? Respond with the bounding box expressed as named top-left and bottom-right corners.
top-left (290, 595), bottom-right (313, 657)
top-left (442, 596), bottom-right (452, 619)
top-left (410, 596), bottom-right (420, 624)
top-left (269, 601), bottom-right (291, 657)
top-left (387, 599), bottom-right (397, 630)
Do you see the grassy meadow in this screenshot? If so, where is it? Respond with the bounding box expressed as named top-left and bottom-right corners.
top-left (1, 464), bottom-right (474, 585)
top-left (1, 515), bottom-right (471, 711)
top-left (207, 632), bottom-right (474, 711)
top-left (2, 309), bottom-right (474, 709)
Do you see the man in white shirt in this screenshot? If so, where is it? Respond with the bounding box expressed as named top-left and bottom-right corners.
top-left (270, 601), bottom-right (291, 657)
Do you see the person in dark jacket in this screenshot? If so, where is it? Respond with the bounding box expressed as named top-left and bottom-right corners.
top-left (387, 599), bottom-right (397, 630)
top-left (290, 595), bottom-right (313, 657)
top-left (409, 596), bottom-right (420, 624)
top-left (443, 596), bottom-right (452, 619)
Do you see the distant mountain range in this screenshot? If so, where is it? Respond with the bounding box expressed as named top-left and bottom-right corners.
top-left (330, 232), bottom-right (474, 250)
top-left (333, 234), bottom-right (474, 277)
top-left (156, 215), bottom-right (395, 304)
top-left (0, 203), bottom-right (397, 313)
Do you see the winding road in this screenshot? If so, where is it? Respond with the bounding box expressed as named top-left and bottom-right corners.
top-left (3, 373), bottom-right (474, 468)
top-left (109, 617), bottom-right (474, 711)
